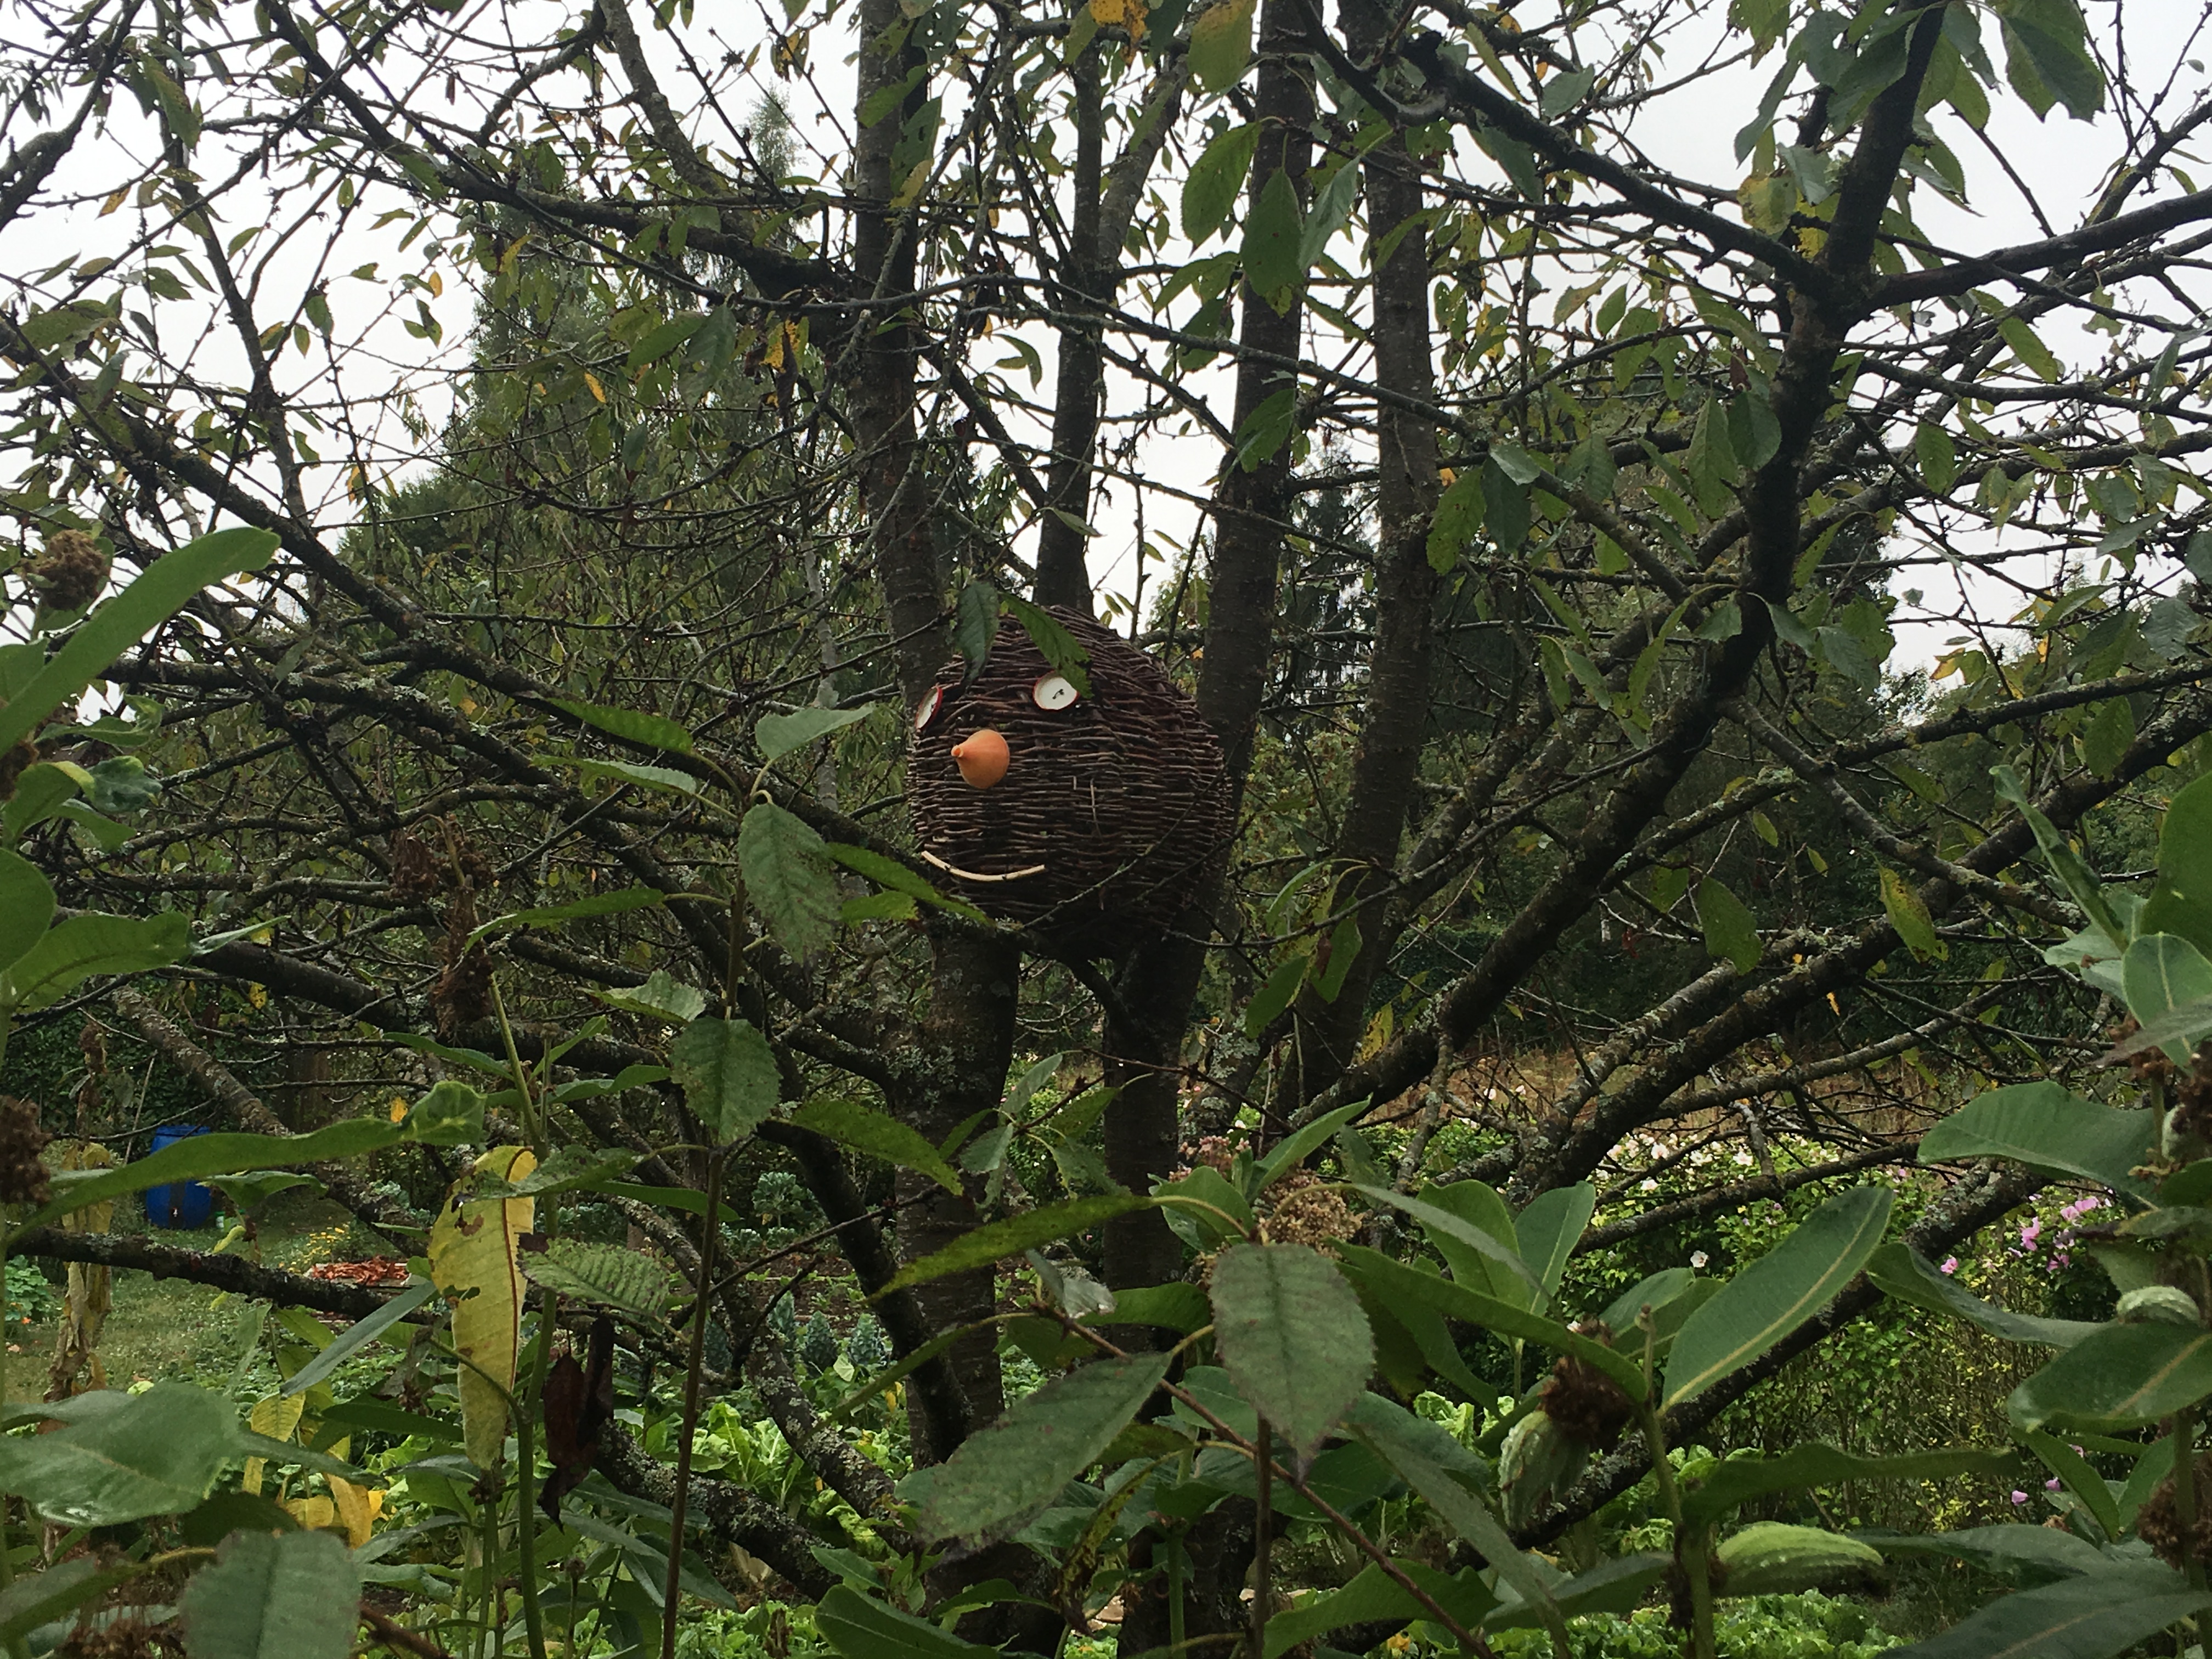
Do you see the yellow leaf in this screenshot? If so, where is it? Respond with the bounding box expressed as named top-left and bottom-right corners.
top-left (583, 371), bottom-right (606, 403)
top-left (244, 1393), bottom-right (303, 1495)
top-left (889, 157), bottom-right (930, 209)
top-left (426, 270), bottom-right (443, 298)
top-left (429, 1146), bottom-right (537, 1469)
top-left (247, 983), bottom-right (267, 1009)
top-left (327, 1475), bottom-right (385, 1548)
top-left (284, 1496), bottom-right (335, 1532)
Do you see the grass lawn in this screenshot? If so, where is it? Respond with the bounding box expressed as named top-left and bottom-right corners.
top-left (8, 1187), bottom-right (408, 1396)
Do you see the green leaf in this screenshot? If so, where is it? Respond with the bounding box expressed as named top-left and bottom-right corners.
top-left (0, 527), bottom-right (276, 755)
top-left (2021, 1432), bottom-right (2124, 1541)
top-left (405, 1079), bottom-right (487, 1146)
top-left (1264, 1559), bottom-right (1494, 1659)
top-left (1, 910), bottom-right (188, 1011)
top-left (466, 885), bottom-right (665, 944)
top-left (1335, 1244), bottom-right (1647, 1399)
top-left (1251, 1098), bottom-right (1370, 1197)
top-left (740, 802), bottom-right (840, 960)
top-left (2079, 697), bottom-right (2135, 779)
top-left (1999, 0), bottom-right (2106, 121)
top-left (791, 1097), bottom-right (964, 1195)
top-left (1515, 1183), bottom-right (1595, 1303)
top-left (2141, 774), bottom-right (2212, 955)
top-left (1884, 1560), bottom-right (2209, 1658)
top-left (1426, 466), bottom-right (1486, 574)
top-left (823, 843), bottom-right (986, 922)
top-left (1880, 866), bottom-right (1942, 960)
top-left (179, 1528), bottom-right (361, 1659)
top-left (1999, 314), bottom-right (2063, 381)
top-left (1681, 1442), bottom-right (2019, 1528)
top-left (1714, 1523), bottom-right (1882, 1596)
top-left (594, 969), bottom-right (708, 1024)
top-left (555, 755), bottom-right (701, 796)
top-left (2124, 932), bottom-right (2212, 1063)
top-left (1364, 1183), bottom-right (1543, 1304)
top-left (1915, 420), bottom-right (1959, 492)
top-left (1695, 877), bottom-right (1760, 973)
top-left (2010, 1322), bottom-right (2212, 1431)
top-left (206, 1172), bottom-right (319, 1211)
top-left (1188, 0), bottom-right (1256, 91)
top-left (1209, 1244), bottom-right (1373, 1457)
top-left (0, 1383), bottom-right (237, 1525)
top-left (521, 1238), bottom-right (674, 1319)
top-left (21, 1118), bottom-right (408, 1229)
top-left (550, 698), bottom-right (694, 754)
top-left (884, 1195), bottom-right (1155, 1291)
top-left (1299, 156), bottom-right (1361, 269)
top-left (901, 1352), bottom-right (1171, 1542)
top-left (1539, 65), bottom-right (1597, 116)
top-left (1993, 765), bottom-right (2127, 952)
top-left (1663, 1185), bottom-right (1894, 1408)
top-left (1600, 1268), bottom-right (1699, 1336)
top-left (668, 1016), bottom-right (780, 1145)
top-left (1242, 166), bottom-right (1305, 304)
top-left (1404, 1178), bottom-right (1521, 1303)
top-left (954, 578), bottom-right (999, 677)
top-left (1866, 1244), bottom-right (2102, 1347)
top-left (280, 1279), bottom-right (437, 1398)
top-left (1001, 595), bottom-right (1093, 696)
top-left (1244, 955), bottom-right (1309, 1039)
top-left (815, 1585), bottom-right (996, 1658)
top-left (0, 1558), bottom-right (139, 1645)
top-left (1350, 1393), bottom-right (1566, 1637)
top-left (1182, 122), bottom-right (1261, 244)
top-left (1, 761), bottom-right (89, 841)
top-left (0, 850), bottom-right (56, 973)
top-left (1918, 1081), bottom-right (2156, 1198)
top-left (1862, 1521), bottom-right (2110, 1578)
top-left (757, 704), bottom-right (872, 761)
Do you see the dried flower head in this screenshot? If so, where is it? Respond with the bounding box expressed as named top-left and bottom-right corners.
top-left (0, 1096), bottom-right (52, 1206)
top-left (1539, 1346), bottom-right (1635, 1451)
top-left (28, 529), bottom-right (110, 614)
top-left (387, 829), bottom-right (441, 900)
top-left (2139, 1453), bottom-right (2212, 1570)
top-left (430, 939), bottom-right (494, 1038)
top-left (1259, 1168), bottom-right (1358, 1251)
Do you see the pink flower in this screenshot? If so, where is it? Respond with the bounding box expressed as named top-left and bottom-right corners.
top-left (1940, 1256), bottom-right (1959, 1275)
top-left (2046, 1478), bottom-right (2063, 1491)
top-left (2010, 1491), bottom-right (2029, 1505)
top-left (2021, 1221), bottom-right (2041, 1249)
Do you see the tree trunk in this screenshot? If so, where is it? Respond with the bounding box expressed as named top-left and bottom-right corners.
top-left (1283, 0), bottom-right (1443, 1120)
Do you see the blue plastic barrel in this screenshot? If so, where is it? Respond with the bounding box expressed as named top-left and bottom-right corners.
top-left (143, 1125), bottom-right (215, 1229)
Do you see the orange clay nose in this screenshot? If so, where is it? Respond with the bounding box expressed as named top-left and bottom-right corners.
top-left (951, 728), bottom-right (1009, 788)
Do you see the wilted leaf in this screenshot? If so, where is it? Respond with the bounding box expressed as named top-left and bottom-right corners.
top-left (428, 1146), bottom-right (537, 1469)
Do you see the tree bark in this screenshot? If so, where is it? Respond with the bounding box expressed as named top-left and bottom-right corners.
top-left (1282, 0), bottom-right (1443, 1119)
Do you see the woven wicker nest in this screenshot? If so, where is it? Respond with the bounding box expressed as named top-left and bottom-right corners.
top-left (906, 608), bottom-right (1231, 956)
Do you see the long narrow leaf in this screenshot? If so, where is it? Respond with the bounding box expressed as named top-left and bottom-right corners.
top-left (281, 1279), bottom-right (436, 1398)
top-left (1663, 1185), bottom-right (1892, 1408)
top-left (0, 527), bottom-right (276, 754)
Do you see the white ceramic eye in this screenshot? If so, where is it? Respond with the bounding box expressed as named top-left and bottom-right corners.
top-left (915, 685), bottom-right (944, 732)
top-left (1031, 673), bottom-right (1079, 712)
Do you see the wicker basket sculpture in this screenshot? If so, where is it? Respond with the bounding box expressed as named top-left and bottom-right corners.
top-left (906, 608), bottom-right (1231, 956)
